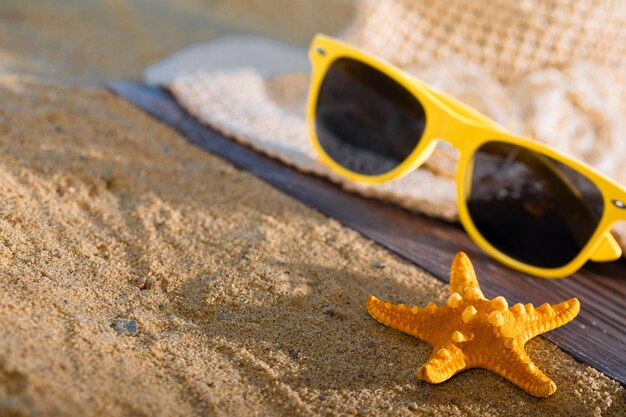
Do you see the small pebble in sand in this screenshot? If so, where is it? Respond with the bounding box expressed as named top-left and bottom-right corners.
top-left (407, 401), bottom-right (418, 411)
top-left (371, 262), bottom-right (386, 269)
top-left (288, 349), bottom-right (300, 361)
top-left (134, 276), bottom-right (154, 290)
top-left (321, 306), bottom-right (346, 320)
top-left (112, 319), bottom-right (139, 335)
top-left (356, 407), bottom-right (369, 414)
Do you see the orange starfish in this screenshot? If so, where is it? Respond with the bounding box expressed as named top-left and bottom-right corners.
top-left (366, 252), bottom-right (580, 397)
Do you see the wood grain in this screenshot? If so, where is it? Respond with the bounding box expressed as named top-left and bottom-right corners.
top-left (108, 80), bottom-right (626, 385)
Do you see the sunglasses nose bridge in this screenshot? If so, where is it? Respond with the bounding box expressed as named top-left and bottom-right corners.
top-left (434, 115), bottom-right (483, 154)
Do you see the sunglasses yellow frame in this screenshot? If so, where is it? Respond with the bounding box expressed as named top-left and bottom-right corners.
top-left (306, 34), bottom-right (626, 278)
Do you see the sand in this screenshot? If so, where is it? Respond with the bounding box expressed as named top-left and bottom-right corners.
top-left (0, 1), bottom-right (623, 416)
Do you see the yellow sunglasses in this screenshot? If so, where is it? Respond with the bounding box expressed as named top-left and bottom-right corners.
top-left (306, 34), bottom-right (626, 278)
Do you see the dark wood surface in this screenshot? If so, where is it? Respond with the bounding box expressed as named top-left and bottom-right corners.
top-left (108, 80), bottom-right (626, 385)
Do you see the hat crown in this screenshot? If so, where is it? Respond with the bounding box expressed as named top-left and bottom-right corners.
top-left (344, 0), bottom-right (626, 83)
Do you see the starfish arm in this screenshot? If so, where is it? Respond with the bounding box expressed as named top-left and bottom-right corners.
top-left (476, 349), bottom-right (556, 398)
top-left (519, 298), bottom-right (580, 343)
top-left (366, 296), bottom-right (441, 345)
top-left (417, 344), bottom-right (467, 383)
top-left (449, 252), bottom-right (484, 298)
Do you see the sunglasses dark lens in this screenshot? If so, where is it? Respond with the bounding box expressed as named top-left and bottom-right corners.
top-left (315, 57), bottom-right (426, 176)
top-left (467, 142), bottom-right (604, 269)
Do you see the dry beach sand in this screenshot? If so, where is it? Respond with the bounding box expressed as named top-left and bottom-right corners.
top-left (0, 1), bottom-right (624, 416)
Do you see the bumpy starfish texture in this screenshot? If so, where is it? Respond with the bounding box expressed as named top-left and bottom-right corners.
top-left (366, 252), bottom-right (580, 397)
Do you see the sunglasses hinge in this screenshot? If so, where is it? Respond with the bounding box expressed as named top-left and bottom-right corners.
top-left (612, 199), bottom-right (626, 209)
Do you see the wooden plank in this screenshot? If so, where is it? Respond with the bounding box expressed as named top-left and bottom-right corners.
top-left (108, 80), bottom-right (626, 385)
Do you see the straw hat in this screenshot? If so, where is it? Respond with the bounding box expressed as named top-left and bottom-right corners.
top-left (147, 0), bottom-right (626, 252)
